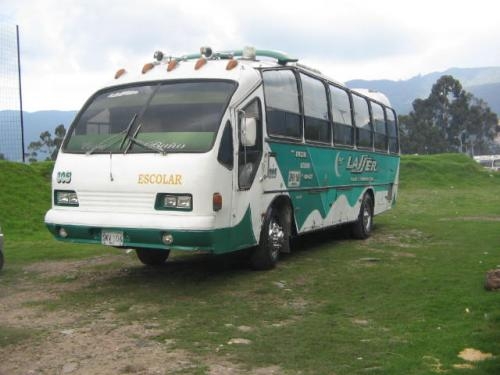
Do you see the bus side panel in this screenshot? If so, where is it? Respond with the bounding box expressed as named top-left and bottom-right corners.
top-left (265, 141), bottom-right (399, 234)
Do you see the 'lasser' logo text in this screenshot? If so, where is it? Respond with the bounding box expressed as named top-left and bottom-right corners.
top-left (346, 155), bottom-right (377, 173)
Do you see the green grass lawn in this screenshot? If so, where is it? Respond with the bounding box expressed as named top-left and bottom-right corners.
top-left (1, 155), bottom-right (500, 374)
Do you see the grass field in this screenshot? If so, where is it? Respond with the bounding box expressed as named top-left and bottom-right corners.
top-left (0, 155), bottom-right (499, 374)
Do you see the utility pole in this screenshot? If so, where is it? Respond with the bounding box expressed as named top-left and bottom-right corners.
top-left (16, 25), bottom-right (25, 162)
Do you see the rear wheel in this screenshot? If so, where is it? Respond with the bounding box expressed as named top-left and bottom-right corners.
top-left (351, 193), bottom-right (373, 239)
top-left (136, 249), bottom-right (170, 266)
top-left (250, 207), bottom-right (289, 270)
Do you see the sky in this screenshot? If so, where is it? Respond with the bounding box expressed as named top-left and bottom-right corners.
top-left (1, 0), bottom-right (500, 111)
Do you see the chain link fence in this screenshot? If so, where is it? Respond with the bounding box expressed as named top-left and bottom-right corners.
top-left (0, 22), bottom-right (23, 162)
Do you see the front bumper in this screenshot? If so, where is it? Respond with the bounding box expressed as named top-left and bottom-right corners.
top-left (45, 208), bottom-right (256, 254)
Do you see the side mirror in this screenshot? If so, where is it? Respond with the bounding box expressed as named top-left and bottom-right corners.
top-left (241, 117), bottom-right (257, 147)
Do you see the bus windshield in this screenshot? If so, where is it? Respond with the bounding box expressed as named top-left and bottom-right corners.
top-left (63, 80), bottom-right (237, 154)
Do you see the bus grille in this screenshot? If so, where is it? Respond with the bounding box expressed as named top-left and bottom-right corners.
top-left (78, 191), bottom-right (156, 213)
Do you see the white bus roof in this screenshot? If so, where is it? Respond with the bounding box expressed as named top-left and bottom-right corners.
top-left (105, 47), bottom-right (393, 108)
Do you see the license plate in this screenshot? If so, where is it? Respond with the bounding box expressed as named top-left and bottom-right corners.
top-left (101, 230), bottom-right (124, 246)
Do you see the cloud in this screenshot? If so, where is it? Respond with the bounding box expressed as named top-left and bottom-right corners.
top-left (2, 0), bottom-right (500, 110)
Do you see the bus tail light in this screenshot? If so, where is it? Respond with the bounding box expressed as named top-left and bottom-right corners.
top-left (213, 193), bottom-right (222, 211)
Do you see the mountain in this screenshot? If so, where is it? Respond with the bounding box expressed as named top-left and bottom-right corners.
top-left (22, 110), bottom-right (77, 149)
top-left (346, 67), bottom-right (500, 115)
top-left (2, 66), bottom-right (500, 161)
top-left (0, 110), bottom-right (77, 161)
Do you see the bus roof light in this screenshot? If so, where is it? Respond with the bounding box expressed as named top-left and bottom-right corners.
top-left (114, 68), bottom-right (127, 79)
top-left (195, 58), bottom-right (207, 70)
top-left (226, 59), bottom-right (238, 70)
top-left (167, 60), bottom-right (178, 72)
top-left (142, 63), bottom-right (155, 74)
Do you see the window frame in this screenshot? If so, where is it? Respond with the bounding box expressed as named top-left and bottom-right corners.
top-left (262, 68), bottom-right (303, 142)
top-left (352, 93), bottom-right (373, 150)
top-left (329, 83), bottom-right (355, 148)
top-left (385, 107), bottom-right (400, 155)
top-left (299, 72), bottom-right (331, 145)
top-left (370, 101), bottom-right (388, 153)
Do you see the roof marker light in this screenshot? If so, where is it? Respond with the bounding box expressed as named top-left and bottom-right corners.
top-left (242, 46), bottom-right (256, 60)
top-left (142, 63), bottom-right (155, 74)
top-left (154, 50), bottom-right (164, 62)
top-left (195, 58), bottom-right (207, 70)
top-left (114, 68), bottom-right (127, 79)
top-left (167, 60), bottom-right (178, 72)
top-left (226, 59), bottom-right (238, 70)
top-left (200, 46), bottom-right (213, 58)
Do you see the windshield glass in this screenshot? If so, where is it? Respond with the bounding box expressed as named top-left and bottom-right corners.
top-left (63, 80), bottom-right (237, 154)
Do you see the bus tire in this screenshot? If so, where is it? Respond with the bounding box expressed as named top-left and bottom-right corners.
top-left (136, 248), bottom-right (170, 266)
top-left (351, 193), bottom-right (373, 240)
top-left (250, 207), bottom-right (288, 270)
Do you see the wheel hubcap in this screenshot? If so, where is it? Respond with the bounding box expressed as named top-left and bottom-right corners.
top-left (268, 218), bottom-right (285, 257)
top-left (363, 207), bottom-right (372, 231)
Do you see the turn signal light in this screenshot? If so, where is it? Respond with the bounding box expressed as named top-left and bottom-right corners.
top-left (213, 193), bottom-right (222, 211)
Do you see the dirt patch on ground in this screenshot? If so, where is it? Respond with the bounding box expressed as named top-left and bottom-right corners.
top-left (0, 256), bottom-right (284, 375)
top-left (458, 348), bottom-right (494, 362)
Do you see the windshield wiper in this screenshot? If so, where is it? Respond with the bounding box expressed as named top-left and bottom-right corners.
top-left (123, 123), bottom-right (166, 154)
top-left (119, 113), bottom-right (138, 150)
top-left (85, 129), bottom-right (128, 155)
top-left (86, 113), bottom-right (138, 155)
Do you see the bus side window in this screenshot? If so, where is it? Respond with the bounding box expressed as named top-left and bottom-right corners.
top-left (300, 73), bottom-right (330, 144)
top-left (238, 99), bottom-right (263, 190)
top-left (371, 102), bottom-right (387, 152)
top-left (262, 70), bottom-right (301, 139)
top-left (330, 85), bottom-right (354, 146)
top-left (352, 94), bottom-right (372, 149)
top-left (386, 109), bottom-right (399, 154)
top-left (217, 121), bottom-right (233, 170)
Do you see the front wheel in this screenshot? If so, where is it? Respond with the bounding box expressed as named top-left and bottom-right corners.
top-left (136, 249), bottom-right (170, 266)
top-left (250, 207), bottom-right (289, 270)
top-left (351, 193), bottom-right (373, 240)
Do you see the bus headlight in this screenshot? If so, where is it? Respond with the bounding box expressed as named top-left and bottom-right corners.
top-left (155, 194), bottom-right (192, 211)
top-left (55, 190), bottom-right (79, 206)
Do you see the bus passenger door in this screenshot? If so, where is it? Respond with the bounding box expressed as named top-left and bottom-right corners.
top-left (231, 97), bottom-right (264, 239)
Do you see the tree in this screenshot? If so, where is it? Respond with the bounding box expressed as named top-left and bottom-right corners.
top-left (28, 124), bottom-right (66, 162)
top-left (400, 75), bottom-right (498, 155)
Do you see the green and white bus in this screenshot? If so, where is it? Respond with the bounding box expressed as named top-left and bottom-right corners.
top-left (45, 47), bottom-right (400, 270)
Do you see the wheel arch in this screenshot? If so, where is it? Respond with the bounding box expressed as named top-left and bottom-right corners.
top-left (267, 194), bottom-right (297, 237)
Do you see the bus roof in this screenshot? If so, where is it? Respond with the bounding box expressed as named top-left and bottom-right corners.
top-left (105, 46), bottom-right (393, 108)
